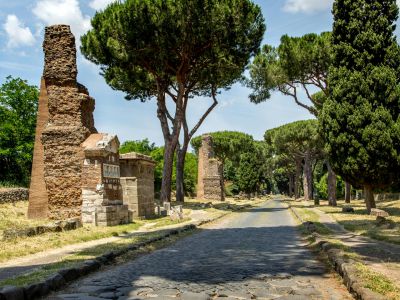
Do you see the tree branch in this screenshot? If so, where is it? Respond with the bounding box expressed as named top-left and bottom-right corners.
top-left (188, 87), bottom-right (219, 139)
top-left (280, 84), bottom-right (316, 116)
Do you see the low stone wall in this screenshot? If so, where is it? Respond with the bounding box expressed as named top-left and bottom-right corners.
top-left (0, 188), bottom-right (29, 204)
top-left (2, 219), bottom-right (82, 240)
top-left (375, 193), bottom-right (400, 201)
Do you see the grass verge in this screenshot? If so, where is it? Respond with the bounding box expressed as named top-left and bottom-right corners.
top-left (355, 263), bottom-right (400, 300)
top-left (317, 198), bottom-right (400, 245)
top-left (0, 228), bottom-right (196, 288)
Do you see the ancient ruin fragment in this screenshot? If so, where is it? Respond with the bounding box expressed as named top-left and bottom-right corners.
top-left (197, 135), bottom-right (224, 201)
top-left (81, 134), bottom-right (130, 226)
top-left (120, 153), bottom-right (156, 218)
top-left (28, 25), bottom-right (133, 224)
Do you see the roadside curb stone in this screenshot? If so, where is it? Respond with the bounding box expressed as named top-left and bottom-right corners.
top-left (0, 216), bottom-right (220, 300)
top-left (287, 202), bottom-right (386, 300)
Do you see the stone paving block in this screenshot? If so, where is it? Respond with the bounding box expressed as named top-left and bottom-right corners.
top-left (179, 291), bottom-right (210, 300)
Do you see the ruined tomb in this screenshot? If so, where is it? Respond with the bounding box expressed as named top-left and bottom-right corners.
top-left (81, 134), bottom-right (130, 226)
top-left (197, 135), bottom-right (225, 201)
top-left (120, 153), bottom-right (156, 218)
top-left (28, 25), bottom-right (130, 225)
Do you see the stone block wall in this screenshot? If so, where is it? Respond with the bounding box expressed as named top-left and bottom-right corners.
top-left (81, 134), bottom-right (130, 226)
top-left (197, 135), bottom-right (224, 201)
top-left (120, 153), bottom-right (156, 218)
top-left (0, 188), bottom-right (29, 204)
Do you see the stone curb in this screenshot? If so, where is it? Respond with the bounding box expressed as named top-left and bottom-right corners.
top-left (287, 203), bottom-right (385, 300)
top-left (0, 222), bottom-right (203, 300)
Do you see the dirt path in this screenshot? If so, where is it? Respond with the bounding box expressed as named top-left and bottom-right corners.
top-left (311, 206), bottom-right (400, 284)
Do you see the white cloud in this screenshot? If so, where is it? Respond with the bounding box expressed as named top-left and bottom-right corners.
top-left (283, 0), bottom-right (333, 14)
top-left (89, 0), bottom-right (116, 10)
top-left (3, 15), bottom-right (35, 48)
top-left (32, 0), bottom-right (91, 39)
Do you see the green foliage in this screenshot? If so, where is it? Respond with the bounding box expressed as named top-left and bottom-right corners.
top-left (82, 0), bottom-right (264, 201)
top-left (191, 131), bottom-right (254, 165)
top-left (265, 119), bottom-right (322, 162)
top-left (81, 0), bottom-right (265, 102)
top-left (315, 173), bottom-right (345, 200)
top-left (235, 145), bottom-right (264, 194)
top-left (248, 32), bottom-right (332, 115)
top-left (263, 120), bottom-right (324, 196)
top-left (120, 139), bottom-right (156, 155)
top-left (320, 0), bottom-right (400, 189)
top-left (182, 152), bottom-right (197, 195)
top-left (0, 76), bottom-right (38, 186)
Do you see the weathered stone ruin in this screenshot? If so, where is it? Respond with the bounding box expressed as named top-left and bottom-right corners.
top-left (120, 153), bottom-right (156, 218)
top-left (29, 25), bottom-right (97, 220)
top-left (28, 25), bottom-right (154, 225)
top-left (81, 134), bottom-right (129, 226)
top-left (197, 135), bottom-right (225, 201)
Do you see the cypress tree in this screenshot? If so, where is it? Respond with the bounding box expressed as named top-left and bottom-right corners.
top-left (320, 0), bottom-right (400, 212)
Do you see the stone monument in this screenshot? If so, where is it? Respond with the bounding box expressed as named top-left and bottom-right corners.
top-left (28, 25), bottom-right (130, 225)
top-left (119, 152), bottom-right (156, 218)
top-left (81, 134), bottom-right (130, 226)
top-left (29, 25), bottom-right (96, 219)
top-left (197, 135), bottom-right (224, 201)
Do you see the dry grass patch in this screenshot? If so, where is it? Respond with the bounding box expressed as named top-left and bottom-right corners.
top-left (0, 201), bottom-right (44, 232)
top-left (0, 200), bottom-right (193, 263)
top-left (355, 263), bottom-right (400, 300)
top-left (317, 199), bottom-right (400, 244)
top-left (0, 229), bottom-right (196, 288)
top-left (284, 198), bottom-right (332, 235)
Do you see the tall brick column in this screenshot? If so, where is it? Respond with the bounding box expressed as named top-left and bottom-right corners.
top-left (28, 25), bottom-right (97, 219)
top-left (196, 135), bottom-right (224, 201)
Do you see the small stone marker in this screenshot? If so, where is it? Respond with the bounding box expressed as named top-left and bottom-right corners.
top-left (169, 205), bottom-right (184, 221)
top-left (342, 206), bottom-right (354, 213)
top-left (370, 208), bottom-right (389, 217)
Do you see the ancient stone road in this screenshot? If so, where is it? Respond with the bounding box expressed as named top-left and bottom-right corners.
top-left (48, 200), bottom-right (352, 300)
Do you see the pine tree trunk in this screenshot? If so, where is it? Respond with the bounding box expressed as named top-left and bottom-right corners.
top-left (303, 151), bottom-right (313, 201)
top-left (160, 142), bottom-right (175, 203)
top-left (288, 175), bottom-right (294, 197)
top-left (345, 181), bottom-right (351, 203)
top-left (364, 185), bottom-right (376, 213)
top-left (156, 89), bottom-right (184, 204)
top-left (295, 161), bottom-right (301, 199)
top-left (327, 162), bottom-right (337, 206)
top-left (175, 143), bottom-right (188, 203)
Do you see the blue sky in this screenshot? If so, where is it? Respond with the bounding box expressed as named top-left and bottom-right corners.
top-left (0, 0), bottom-right (393, 146)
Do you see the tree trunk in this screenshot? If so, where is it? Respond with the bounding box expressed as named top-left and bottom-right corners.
top-left (160, 141), bottom-right (176, 203)
top-left (303, 151), bottom-right (313, 201)
top-left (364, 185), bottom-right (376, 213)
top-left (345, 181), bottom-right (351, 203)
top-left (157, 87), bottom-right (184, 204)
top-left (295, 161), bottom-right (301, 200)
top-left (288, 175), bottom-right (294, 197)
top-left (327, 162), bottom-right (337, 206)
top-left (175, 144), bottom-right (187, 203)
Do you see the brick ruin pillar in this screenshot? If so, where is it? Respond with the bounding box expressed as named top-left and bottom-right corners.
top-left (197, 135), bottom-right (225, 201)
top-left (27, 78), bottom-right (49, 219)
top-left (28, 25), bottom-right (97, 219)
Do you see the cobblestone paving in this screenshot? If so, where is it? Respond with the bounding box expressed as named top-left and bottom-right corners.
top-left (48, 200), bottom-right (352, 300)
